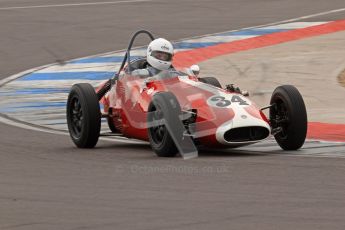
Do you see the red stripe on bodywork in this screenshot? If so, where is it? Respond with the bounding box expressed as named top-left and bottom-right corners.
top-left (173, 20), bottom-right (345, 68)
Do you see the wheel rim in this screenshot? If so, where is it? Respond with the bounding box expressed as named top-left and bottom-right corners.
top-left (69, 96), bottom-right (83, 139)
top-left (149, 104), bottom-right (167, 145)
top-left (272, 99), bottom-right (289, 140)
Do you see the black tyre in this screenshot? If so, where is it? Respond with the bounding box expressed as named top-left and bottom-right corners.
top-left (147, 92), bottom-right (181, 157)
top-left (67, 83), bottom-right (101, 148)
top-left (199, 77), bottom-right (222, 88)
top-left (107, 108), bottom-right (118, 133)
top-left (270, 85), bottom-right (307, 150)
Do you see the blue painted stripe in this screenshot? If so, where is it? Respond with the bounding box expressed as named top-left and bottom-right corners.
top-left (69, 56), bottom-right (142, 64)
top-left (219, 29), bottom-right (289, 36)
top-left (13, 102), bottom-right (66, 109)
top-left (0, 107), bottom-right (23, 113)
top-left (19, 72), bottom-right (115, 81)
top-left (0, 102), bottom-right (104, 112)
top-left (173, 42), bottom-right (221, 49)
top-left (43, 121), bottom-right (68, 125)
top-left (0, 88), bottom-right (70, 96)
top-left (0, 102), bottom-right (66, 112)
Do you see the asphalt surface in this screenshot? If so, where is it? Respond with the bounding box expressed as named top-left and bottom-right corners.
top-left (1, 0), bottom-right (345, 229)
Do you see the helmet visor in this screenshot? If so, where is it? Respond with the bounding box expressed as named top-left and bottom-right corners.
top-left (151, 51), bottom-right (172, 62)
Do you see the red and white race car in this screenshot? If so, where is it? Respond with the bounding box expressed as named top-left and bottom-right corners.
top-left (66, 30), bottom-right (307, 159)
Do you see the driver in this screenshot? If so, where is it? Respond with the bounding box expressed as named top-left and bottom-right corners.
top-left (132, 38), bottom-right (174, 77)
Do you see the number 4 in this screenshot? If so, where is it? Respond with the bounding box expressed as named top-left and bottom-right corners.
top-left (231, 95), bottom-right (248, 105)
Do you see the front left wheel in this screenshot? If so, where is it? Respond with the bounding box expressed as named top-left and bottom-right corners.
top-left (67, 83), bottom-right (101, 148)
top-left (147, 92), bottom-right (181, 157)
top-left (270, 85), bottom-right (307, 150)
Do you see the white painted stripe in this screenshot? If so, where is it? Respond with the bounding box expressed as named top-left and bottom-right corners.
top-left (5, 79), bottom-right (105, 88)
top-left (36, 63), bottom-right (119, 73)
top-left (263, 21), bottom-right (328, 30)
top-left (181, 35), bottom-right (258, 44)
top-left (0, 0), bottom-right (154, 10)
top-left (34, 119), bottom-right (67, 126)
top-left (0, 94), bottom-right (68, 102)
top-left (0, 115), bottom-right (65, 134)
top-left (307, 139), bottom-right (345, 145)
top-left (0, 115), bottom-right (145, 144)
top-left (15, 114), bottom-right (66, 122)
top-left (174, 48), bottom-right (193, 52)
top-left (39, 122), bottom-right (111, 132)
top-left (101, 50), bottom-right (147, 58)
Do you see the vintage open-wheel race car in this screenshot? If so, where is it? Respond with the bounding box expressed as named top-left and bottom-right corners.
top-left (66, 30), bottom-right (307, 159)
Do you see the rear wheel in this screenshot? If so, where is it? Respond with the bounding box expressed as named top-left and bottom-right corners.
top-left (67, 83), bottom-right (101, 148)
top-left (147, 92), bottom-right (181, 157)
top-left (270, 85), bottom-right (307, 150)
top-left (199, 77), bottom-right (222, 88)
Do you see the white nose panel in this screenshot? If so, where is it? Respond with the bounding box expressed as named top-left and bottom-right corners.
top-left (216, 104), bottom-right (271, 145)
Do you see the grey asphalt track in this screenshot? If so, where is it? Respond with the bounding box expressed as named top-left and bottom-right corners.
top-left (1, 0), bottom-right (345, 229)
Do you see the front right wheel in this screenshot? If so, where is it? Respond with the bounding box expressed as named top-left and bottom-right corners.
top-left (270, 85), bottom-right (307, 150)
top-left (66, 83), bottom-right (101, 148)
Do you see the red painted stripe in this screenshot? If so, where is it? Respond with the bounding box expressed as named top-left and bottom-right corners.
top-left (173, 20), bottom-right (345, 68)
top-left (307, 122), bottom-right (345, 142)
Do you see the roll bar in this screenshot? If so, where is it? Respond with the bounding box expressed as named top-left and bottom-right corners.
top-left (97, 30), bottom-right (155, 100)
top-left (117, 30), bottom-right (155, 77)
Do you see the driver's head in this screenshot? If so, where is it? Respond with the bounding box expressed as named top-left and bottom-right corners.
top-left (147, 38), bottom-right (174, 70)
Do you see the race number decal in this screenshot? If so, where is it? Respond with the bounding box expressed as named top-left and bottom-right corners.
top-left (210, 96), bottom-right (231, 107)
top-left (231, 95), bottom-right (249, 105)
top-left (208, 95), bottom-right (249, 108)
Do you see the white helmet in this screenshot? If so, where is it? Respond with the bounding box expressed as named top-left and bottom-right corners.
top-left (147, 38), bottom-right (174, 70)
